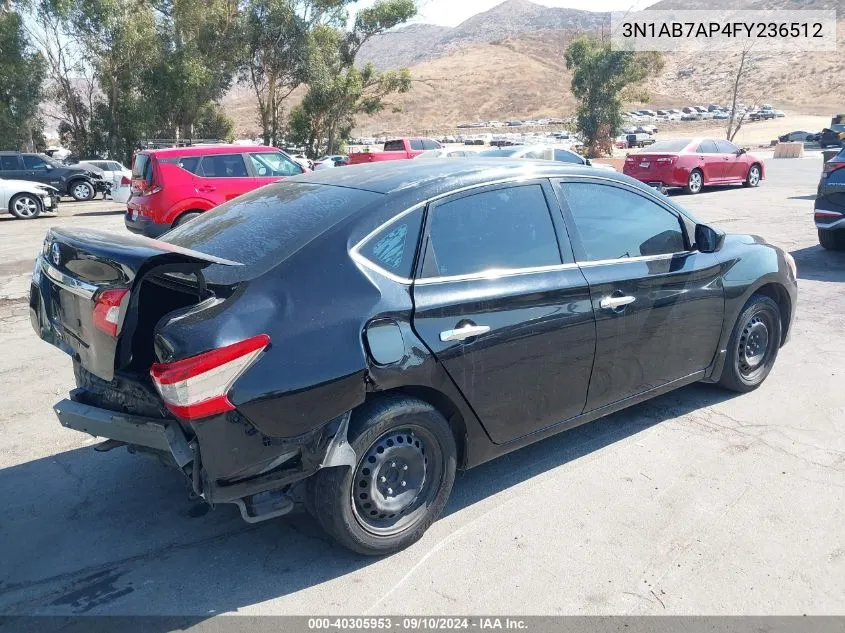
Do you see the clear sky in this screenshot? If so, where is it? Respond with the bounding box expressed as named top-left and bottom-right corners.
top-left (352, 0), bottom-right (659, 28)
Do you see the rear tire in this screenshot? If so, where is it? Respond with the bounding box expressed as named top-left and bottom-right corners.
top-left (307, 396), bottom-right (457, 556)
top-left (69, 180), bottom-right (95, 202)
top-left (818, 228), bottom-right (845, 250)
top-left (9, 194), bottom-right (42, 219)
top-left (718, 294), bottom-right (782, 393)
top-left (744, 164), bottom-right (761, 187)
top-left (173, 211), bottom-right (202, 227)
top-left (684, 169), bottom-right (703, 194)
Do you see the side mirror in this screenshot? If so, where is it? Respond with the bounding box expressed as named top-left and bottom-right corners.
top-left (695, 223), bottom-right (726, 253)
top-left (585, 158), bottom-right (592, 166)
top-left (737, 148), bottom-right (746, 155)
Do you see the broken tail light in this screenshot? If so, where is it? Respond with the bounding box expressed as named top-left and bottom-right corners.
top-left (93, 288), bottom-right (129, 337)
top-left (150, 334), bottom-right (271, 420)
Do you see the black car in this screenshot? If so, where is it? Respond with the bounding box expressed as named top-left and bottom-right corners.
top-left (29, 161), bottom-right (798, 555)
top-left (0, 151), bottom-right (100, 201)
top-left (819, 124), bottom-right (845, 148)
top-left (815, 147), bottom-right (845, 249)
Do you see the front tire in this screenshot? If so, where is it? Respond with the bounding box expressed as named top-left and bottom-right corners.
top-left (744, 164), bottom-right (761, 187)
top-left (69, 180), bottom-right (95, 201)
top-left (718, 294), bottom-right (782, 393)
top-left (9, 194), bottom-right (42, 219)
top-left (818, 228), bottom-right (845, 250)
top-left (307, 396), bottom-right (457, 556)
top-left (684, 169), bottom-right (703, 194)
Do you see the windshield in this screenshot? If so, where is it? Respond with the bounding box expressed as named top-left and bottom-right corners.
top-left (163, 182), bottom-right (382, 285)
top-left (637, 139), bottom-right (691, 153)
top-left (831, 125), bottom-right (845, 133)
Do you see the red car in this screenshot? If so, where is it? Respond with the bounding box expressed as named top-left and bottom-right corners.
top-left (623, 138), bottom-right (765, 194)
top-left (125, 144), bottom-right (306, 237)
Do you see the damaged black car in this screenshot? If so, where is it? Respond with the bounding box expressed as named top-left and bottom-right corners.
top-left (29, 160), bottom-right (797, 555)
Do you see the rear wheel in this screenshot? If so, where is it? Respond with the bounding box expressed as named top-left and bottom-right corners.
top-left (69, 180), bottom-right (95, 201)
top-left (173, 211), bottom-right (202, 227)
top-left (818, 228), bottom-right (845, 250)
top-left (718, 294), bottom-right (782, 392)
top-left (9, 194), bottom-right (42, 219)
top-left (684, 169), bottom-right (703, 194)
top-left (744, 164), bottom-right (761, 187)
top-left (307, 396), bottom-right (457, 556)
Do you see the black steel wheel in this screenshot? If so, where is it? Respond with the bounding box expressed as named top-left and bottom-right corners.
top-left (307, 396), bottom-right (457, 556)
top-left (718, 294), bottom-right (782, 392)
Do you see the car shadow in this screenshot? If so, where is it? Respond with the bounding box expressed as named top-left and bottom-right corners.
top-left (74, 210), bottom-right (126, 217)
top-left (788, 194), bottom-right (816, 201)
top-left (0, 383), bottom-right (735, 622)
top-left (790, 244), bottom-right (845, 283)
top-left (666, 184), bottom-right (743, 197)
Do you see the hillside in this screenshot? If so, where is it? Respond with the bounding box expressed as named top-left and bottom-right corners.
top-left (224, 0), bottom-right (845, 136)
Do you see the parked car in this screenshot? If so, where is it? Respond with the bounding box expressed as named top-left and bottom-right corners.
top-left (778, 131), bottom-right (815, 143)
top-left (347, 138), bottom-right (441, 165)
top-left (0, 178), bottom-right (59, 219)
top-left (125, 144), bottom-right (306, 237)
top-left (312, 155), bottom-right (349, 170)
top-left (29, 159), bottom-right (797, 555)
top-left (414, 149), bottom-right (478, 158)
top-left (478, 145), bottom-right (616, 170)
top-left (815, 147), bottom-right (845, 249)
top-left (0, 151), bottom-right (100, 201)
top-left (626, 133), bottom-right (656, 149)
top-left (79, 159), bottom-right (131, 182)
top-left (819, 124), bottom-right (845, 148)
top-left (623, 138), bottom-right (765, 194)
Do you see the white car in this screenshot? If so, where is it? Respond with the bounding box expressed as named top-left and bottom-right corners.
top-left (0, 179), bottom-right (59, 219)
top-left (477, 144), bottom-right (617, 170)
top-left (414, 149), bottom-right (479, 159)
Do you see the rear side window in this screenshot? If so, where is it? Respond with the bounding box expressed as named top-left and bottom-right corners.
top-left (0, 155), bottom-right (20, 170)
top-left (357, 208), bottom-right (423, 278)
top-left (421, 185), bottom-right (561, 279)
top-left (176, 156), bottom-right (201, 174)
top-left (248, 152), bottom-right (302, 177)
top-left (384, 140), bottom-right (405, 151)
top-left (163, 183), bottom-right (382, 285)
top-left (559, 182), bottom-right (686, 262)
top-left (198, 154), bottom-right (248, 178)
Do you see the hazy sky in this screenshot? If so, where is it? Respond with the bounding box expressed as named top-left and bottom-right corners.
top-left (352, 0), bottom-right (659, 28)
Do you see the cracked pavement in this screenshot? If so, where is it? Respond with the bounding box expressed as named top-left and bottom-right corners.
top-left (0, 158), bottom-right (843, 617)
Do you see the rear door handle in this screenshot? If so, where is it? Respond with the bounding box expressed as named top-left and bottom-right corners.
top-left (440, 324), bottom-right (490, 342)
top-left (600, 295), bottom-right (636, 310)
top-left (197, 185), bottom-right (216, 193)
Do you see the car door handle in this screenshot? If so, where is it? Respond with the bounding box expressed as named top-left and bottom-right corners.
top-left (440, 324), bottom-right (490, 342)
top-left (600, 295), bottom-right (636, 310)
top-left (197, 185), bottom-right (216, 193)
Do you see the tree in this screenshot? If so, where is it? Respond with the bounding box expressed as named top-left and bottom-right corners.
top-left (193, 102), bottom-right (235, 141)
top-left (725, 46), bottom-right (766, 143)
top-left (0, 9), bottom-right (45, 150)
top-left (564, 36), bottom-right (662, 157)
top-left (289, 0), bottom-right (416, 157)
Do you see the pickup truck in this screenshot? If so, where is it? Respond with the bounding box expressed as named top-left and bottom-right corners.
top-left (348, 138), bottom-right (442, 164)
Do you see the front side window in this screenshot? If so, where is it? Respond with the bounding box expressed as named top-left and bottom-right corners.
top-left (715, 140), bottom-right (739, 154)
top-left (409, 139), bottom-right (425, 151)
top-left (198, 153), bottom-right (249, 178)
top-left (23, 155), bottom-right (50, 170)
top-left (559, 182), bottom-right (686, 262)
top-left (357, 208), bottom-right (424, 278)
top-left (249, 152), bottom-right (302, 177)
top-left (421, 185), bottom-right (561, 279)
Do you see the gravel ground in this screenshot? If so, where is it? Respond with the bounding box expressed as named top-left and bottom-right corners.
top-left (0, 156), bottom-right (843, 618)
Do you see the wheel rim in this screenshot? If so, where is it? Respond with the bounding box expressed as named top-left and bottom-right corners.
top-left (13, 196), bottom-right (38, 217)
top-left (73, 183), bottom-right (91, 199)
top-left (737, 312), bottom-right (773, 379)
top-left (689, 171), bottom-right (702, 192)
top-left (351, 425), bottom-right (443, 537)
top-left (749, 167), bottom-right (760, 186)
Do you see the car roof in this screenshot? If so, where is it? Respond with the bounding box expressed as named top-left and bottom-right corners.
top-left (292, 158), bottom-right (629, 195)
top-left (141, 144), bottom-right (275, 158)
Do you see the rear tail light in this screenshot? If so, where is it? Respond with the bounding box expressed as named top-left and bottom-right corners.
top-left (93, 288), bottom-right (129, 337)
top-left (656, 157), bottom-right (676, 164)
top-left (823, 161), bottom-right (845, 177)
top-left (150, 334), bottom-right (271, 420)
top-left (120, 176), bottom-right (131, 186)
top-left (815, 210), bottom-right (843, 221)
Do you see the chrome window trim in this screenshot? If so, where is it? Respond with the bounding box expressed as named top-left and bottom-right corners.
top-left (40, 257), bottom-right (97, 299)
top-left (349, 173), bottom-right (694, 285)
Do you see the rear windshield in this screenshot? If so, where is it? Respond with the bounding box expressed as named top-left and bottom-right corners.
top-left (132, 154), bottom-right (153, 184)
top-left (162, 182), bottom-right (382, 285)
top-left (636, 139), bottom-right (691, 153)
top-left (383, 140), bottom-right (405, 151)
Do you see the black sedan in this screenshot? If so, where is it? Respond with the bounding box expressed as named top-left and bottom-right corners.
top-left (29, 160), bottom-right (798, 555)
top-left (816, 147), bottom-right (845, 249)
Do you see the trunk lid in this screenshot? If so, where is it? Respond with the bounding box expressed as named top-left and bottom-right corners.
top-left (30, 227), bottom-right (240, 381)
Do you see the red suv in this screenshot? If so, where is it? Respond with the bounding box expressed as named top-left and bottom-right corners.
top-left (125, 144), bottom-right (306, 237)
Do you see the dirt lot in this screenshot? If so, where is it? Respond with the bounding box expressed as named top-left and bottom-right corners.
top-left (0, 157), bottom-right (843, 617)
